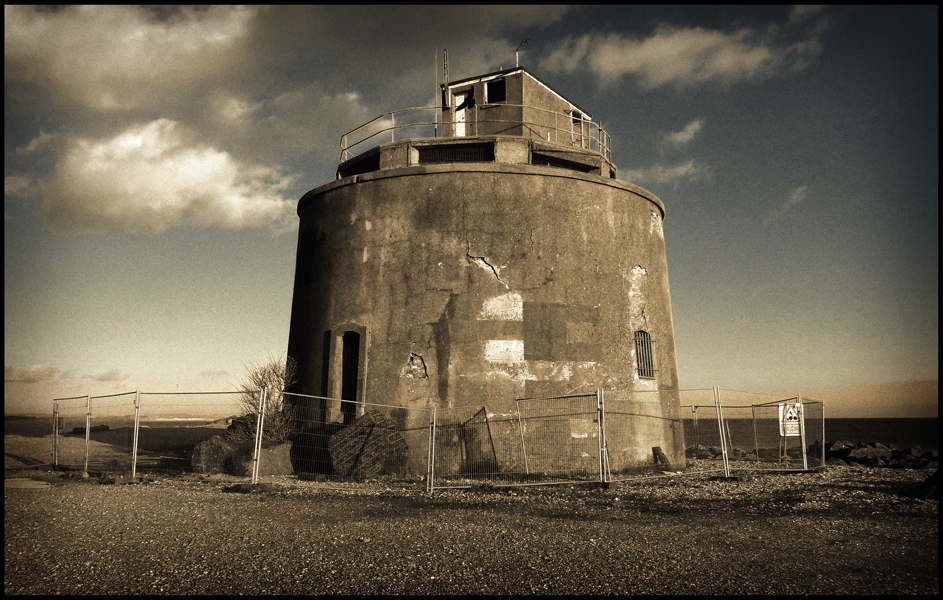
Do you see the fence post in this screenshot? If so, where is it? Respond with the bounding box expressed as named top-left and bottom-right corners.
top-left (131, 391), bottom-right (142, 478)
top-left (596, 388), bottom-right (607, 483)
top-left (426, 407), bottom-right (437, 494)
top-left (600, 389), bottom-right (610, 482)
top-left (83, 394), bottom-right (91, 473)
top-left (798, 395), bottom-right (808, 470)
top-left (515, 399), bottom-right (529, 475)
top-left (251, 388), bottom-right (267, 485)
top-left (751, 404), bottom-right (760, 467)
top-left (482, 407), bottom-right (498, 473)
top-left (52, 399), bottom-right (59, 468)
top-left (712, 386), bottom-right (729, 477)
top-left (692, 405), bottom-right (699, 454)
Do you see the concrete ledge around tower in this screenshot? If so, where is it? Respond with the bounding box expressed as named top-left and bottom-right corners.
top-left (307, 160), bottom-right (665, 219)
top-left (338, 136), bottom-right (618, 181)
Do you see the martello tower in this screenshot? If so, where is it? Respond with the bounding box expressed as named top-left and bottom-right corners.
top-left (286, 65), bottom-right (686, 468)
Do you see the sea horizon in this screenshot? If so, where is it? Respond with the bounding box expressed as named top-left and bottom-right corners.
top-left (6, 414), bottom-right (938, 451)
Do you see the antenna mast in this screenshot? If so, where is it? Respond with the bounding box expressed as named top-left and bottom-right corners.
top-left (516, 39), bottom-right (530, 68)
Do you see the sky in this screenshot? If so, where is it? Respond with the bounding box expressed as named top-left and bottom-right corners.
top-left (4, 6), bottom-right (938, 418)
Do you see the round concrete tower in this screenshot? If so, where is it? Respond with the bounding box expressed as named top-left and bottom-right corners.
top-left (286, 67), bottom-right (685, 468)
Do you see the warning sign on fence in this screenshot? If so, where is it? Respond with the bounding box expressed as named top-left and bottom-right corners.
top-left (779, 402), bottom-right (801, 437)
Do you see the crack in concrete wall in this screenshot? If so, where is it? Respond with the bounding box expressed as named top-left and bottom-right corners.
top-left (466, 253), bottom-right (510, 289)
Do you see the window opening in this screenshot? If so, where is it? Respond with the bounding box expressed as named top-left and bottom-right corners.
top-left (634, 330), bottom-right (657, 379)
top-left (314, 330), bottom-right (332, 424)
top-left (340, 331), bottom-right (361, 424)
top-left (487, 79), bottom-right (506, 103)
top-left (418, 142), bottom-right (495, 164)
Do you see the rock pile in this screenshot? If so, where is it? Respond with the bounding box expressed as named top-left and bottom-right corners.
top-left (823, 441), bottom-right (939, 469)
top-left (190, 432), bottom-right (294, 477)
top-left (685, 441), bottom-right (938, 470)
top-left (685, 440), bottom-right (939, 469)
top-left (190, 411), bottom-right (411, 479)
top-left (69, 424), bottom-right (110, 435)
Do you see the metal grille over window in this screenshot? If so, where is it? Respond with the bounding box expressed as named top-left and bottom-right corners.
top-left (418, 143), bottom-right (495, 165)
top-left (634, 330), bottom-right (656, 378)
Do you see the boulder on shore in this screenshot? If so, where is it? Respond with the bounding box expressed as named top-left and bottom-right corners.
top-left (236, 443), bottom-right (295, 477)
top-left (191, 434), bottom-right (253, 476)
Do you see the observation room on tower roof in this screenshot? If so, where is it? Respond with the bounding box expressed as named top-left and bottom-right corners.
top-left (337, 67), bottom-right (617, 181)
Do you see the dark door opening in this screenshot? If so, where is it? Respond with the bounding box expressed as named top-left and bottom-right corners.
top-left (340, 331), bottom-right (360, 424)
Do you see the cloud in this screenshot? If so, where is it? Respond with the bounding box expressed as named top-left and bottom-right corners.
top-left (4, 5), bottom-right (256, 112)
top-left (5, 364), bottom-right (63, 383)
top-left (788, 5), bottom-right (826, 24)
top-left (662, 119), bottom-right (704, 149)
top-left (199, 369), bottom-right (231, 380)
top-left (4, 6), bottom-right (580, 234)
top-left (763, 185), bottom-right (810, 228)
top-left (89, 369), bottom-right (129, 383)
top-left (4, 175), bottom-right (34, 199)
top-left (620, 160), bottom-right (711, 187)
top-left (539, 12), bottom-right (829, 89)
top-left (34, 119), bottom-right (297, 234)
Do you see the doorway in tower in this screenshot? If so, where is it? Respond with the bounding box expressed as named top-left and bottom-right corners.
top-left (454, 93), bottom-right (466, 137)
top-left (340, 330), bottom-right (361, 424)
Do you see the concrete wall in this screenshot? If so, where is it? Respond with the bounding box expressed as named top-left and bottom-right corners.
top-left (286, 161), bottom-right (685, 467)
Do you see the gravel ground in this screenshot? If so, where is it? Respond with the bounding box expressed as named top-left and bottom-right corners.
top-left (4, 437), bottom-right (939, 595)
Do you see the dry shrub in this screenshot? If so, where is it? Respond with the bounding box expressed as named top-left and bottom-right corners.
top-left (234, 355), bottom-right (298, 445)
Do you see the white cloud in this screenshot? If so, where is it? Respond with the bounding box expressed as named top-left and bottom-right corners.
top-left (90, 369), bottom-right (130, 383)
top-left (5, 364), bottom-right (63, 384)
top-left (540, 12), bottom-right (829, 89)
top-left (36, 119), bottom-right (297, 234)
top-left (620, 160), bottom-right (711, 187)
top-left (4, 175), bottom-right (34, 198)
top-left (789, 5), bottom-right (826, 24)
top-left (662, 119), bottom-right (704, 148)
top-left (4, 5), bottom-right (256, 111)
top-left (763, 185), bottom-right (810, 228)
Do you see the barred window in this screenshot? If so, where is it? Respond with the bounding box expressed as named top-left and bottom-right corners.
top-left (634, 330), bottom-right (656, 379)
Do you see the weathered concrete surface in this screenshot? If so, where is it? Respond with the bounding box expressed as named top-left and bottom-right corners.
top-left (287, 160), bottom-right (684, 467)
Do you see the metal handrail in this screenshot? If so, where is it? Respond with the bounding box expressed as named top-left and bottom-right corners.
top-left (340, 103), bottom-right (612, 163)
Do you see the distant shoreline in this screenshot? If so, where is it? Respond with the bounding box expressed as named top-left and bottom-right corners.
top-left (6, 415), bottom-right (938, 451)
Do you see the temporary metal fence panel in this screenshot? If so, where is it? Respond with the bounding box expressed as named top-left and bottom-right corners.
top-left (83, 391), bottom-right (139, 474)
top-left (708, 389), bottom-right (825, 473)
top-left (51, 395), bottom-right (91, 470)
top-left (517, 393), bottom-right (602, 483)
top-left (50, 391), bottom-right (138, 473)
top-left (279, 392), bottom-right (430, 485)
top-left (430, 394), bottom-right (604, 489)
top-left (798, 396), bottom-right (826, 467)
top-left (135, 391), bottom-right (250, 475)
top-left (602, 388), bottom-right (688, 481)
top-left (430, 403), bottom-right (523, 487)
top-left (680, 388), bottom-right (728, 471)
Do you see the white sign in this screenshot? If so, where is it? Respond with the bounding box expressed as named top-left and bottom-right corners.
top-left (779, 402), bottom-right (801, 437)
